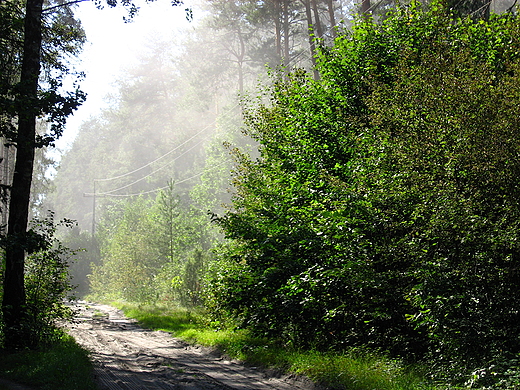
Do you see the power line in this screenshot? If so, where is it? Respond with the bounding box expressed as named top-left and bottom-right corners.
top-left (95, 136), bottom-right (207, 195)
top-left (89, 6), bottom-right (361, 197)
top-left (85, 98), bottom-right (240, 193)
top-left (86, 104), bottom-right (240, 197)
top-left (91, 160), bottom-right (230, 197)
top-left (94, 112), bottom-right (229, 183)
top-left (91, 0), bottom-right (499, 200)
top-left (468, 0), bottom-right (493, 17)
top-left (91, 4), bottom-right (355, 192)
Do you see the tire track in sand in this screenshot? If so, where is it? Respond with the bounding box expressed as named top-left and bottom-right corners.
top-left (66, 302), bottom-right (322, 390)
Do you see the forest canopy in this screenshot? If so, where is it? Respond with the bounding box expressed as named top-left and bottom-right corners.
top-left (207, 2), bottom-right (520, 386)
top-left (18, 0), bottom-right (520, 386)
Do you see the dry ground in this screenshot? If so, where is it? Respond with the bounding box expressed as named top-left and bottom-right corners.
top-left (67, 302), bottom-right (323, 390)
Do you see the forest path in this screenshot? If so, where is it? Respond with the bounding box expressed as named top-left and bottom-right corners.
top-left (66, 302), bottom-right (321, 390)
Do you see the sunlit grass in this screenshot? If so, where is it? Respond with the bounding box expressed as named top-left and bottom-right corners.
top-left (115, 302), bottom-right (437, 390)
top-left (116, 302), bottom-right (205, 332)
top-left (287, 351), bottom-right (435, 390)
top-left (0, 332), bottom-right (96, 390)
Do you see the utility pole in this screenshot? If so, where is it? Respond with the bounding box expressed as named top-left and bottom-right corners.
top-left (83, 180), bottom-right (103, 237)
top-left (92, 180), bottom-right (96, 236)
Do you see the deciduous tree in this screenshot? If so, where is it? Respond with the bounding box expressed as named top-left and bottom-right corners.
top-left (210, 4), bottom-right (520, 385)
top-left (2, 0), bottom-right (85, 349)
top-left (1, 0), bottom-right (183, 349)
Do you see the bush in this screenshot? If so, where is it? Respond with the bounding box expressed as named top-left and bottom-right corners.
top-left (1, 212), bottom-right (77, 348)
top-left (208, 3), bottom-right (520, 386)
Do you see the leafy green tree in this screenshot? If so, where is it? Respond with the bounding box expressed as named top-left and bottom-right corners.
top-left (90, 196), bottom-right (162, 302)
top-left (89, 181), bottom-right (215, 305)
top-left (23, 213), bottom-right (78, 348)
top-left (366, 12), bottom-right (520, 378)
top-left (1, 0), bottom-right (85, 349)
top-left (155, 180), bottom-right (181, 262)
top-left (151, 181), bottom-right (219, 305)
top-left (181, 248), bottom-right (207, 306)
top-left (0, 212), bottom-right (78, 348)
top-left (209, 3), bottom-right (520, 385)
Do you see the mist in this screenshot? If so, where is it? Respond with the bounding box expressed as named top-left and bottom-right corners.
top-left (31, 0), bottom-right (356, 302)
top-left (4, 0), bottom-right (520, 385)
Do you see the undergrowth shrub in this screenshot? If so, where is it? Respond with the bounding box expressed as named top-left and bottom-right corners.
top-left (1, 212), bottom-right (77, 349)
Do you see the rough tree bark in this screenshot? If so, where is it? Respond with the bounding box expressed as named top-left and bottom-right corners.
top-left (2, 0), bottom-right (43, 350)
top-left (310, 0), bottom-right (323, 39)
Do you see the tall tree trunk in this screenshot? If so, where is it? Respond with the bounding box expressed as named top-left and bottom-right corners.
top-left (310, 0), bottom-right (323, 39)
top-left (2, 0), bottom-right (43, 350)
top-left (237, 31), bottom-right (245, 93)
top-left (361, 0), bottom-right (371, 17)
top-left (326, 0), bottom-right (336, 38)
top-left (303, 0), bottom-right (319, 80)
top-left (282, 0), bottom-right (290, 67)
top-left (273, 0), bottom-right (282, 62)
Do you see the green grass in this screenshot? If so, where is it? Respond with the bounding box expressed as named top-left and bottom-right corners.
top-left (115, 302), bottom-right (437, 390)
top-left (0, 332), bottom-right (96, 390)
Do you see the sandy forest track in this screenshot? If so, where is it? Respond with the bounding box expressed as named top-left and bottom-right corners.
top-left (66, 302), bottom-right (322, 390)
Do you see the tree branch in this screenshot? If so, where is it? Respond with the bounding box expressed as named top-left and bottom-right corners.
top-left (42, 0), bottom-right (91, 13)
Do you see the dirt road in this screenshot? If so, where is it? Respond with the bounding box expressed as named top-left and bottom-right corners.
top-left (67, 302), bottom-right (322, 390)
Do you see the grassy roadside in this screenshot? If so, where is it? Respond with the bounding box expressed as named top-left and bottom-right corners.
top-left (115, 302), bottom-right (438, 390)
top-left (0, 332), bottom-right (96, 390)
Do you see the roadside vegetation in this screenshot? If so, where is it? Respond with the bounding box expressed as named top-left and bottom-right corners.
top-left (0, 332), bottom-right (96, 390)
top-left (115, 302), bottom-right (436, 390)
top-left (0, 216), bottom-right (96, 390)
top-left (3, 0), bottom-right (520, 389)
top-left (86, 5), bottom-right (520, 388)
